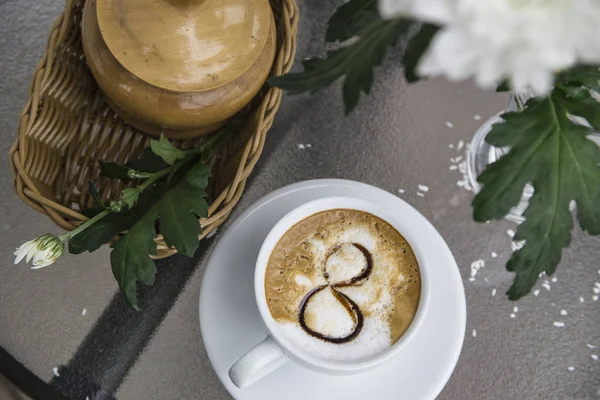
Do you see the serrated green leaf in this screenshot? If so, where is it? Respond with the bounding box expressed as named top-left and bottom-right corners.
top-left (68, 186), bottom-right (162, 255)
top-left (325, 0), bottom-right (377, 43)
top-left (184, 161), bottom-right (211, 189)
top-left (557, 65), bottom-right (600, 92)
top-left (121, 188), bottom-right (142, 210)
top-left (108, 157), bottom-right (209, 307)
top-left (150, 135), bottom-right (188, 165)
top-left (88, 180), bottom-right (103, 207)
top-left (473, 93), bottom-right (600, 299)
top-left (554, 89), bottom-right (600, 130)
top-left (402, 23), bottom-right (439, 83)
top-left (158, 182), bottom-right (208, 257)
top-left (110, 211), bottom-right (159, 310)
top-left (270, 18), bottom-right (413, 114)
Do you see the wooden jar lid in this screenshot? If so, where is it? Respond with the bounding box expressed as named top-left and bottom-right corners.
top-left (96, 0), bottom-right (272, 92)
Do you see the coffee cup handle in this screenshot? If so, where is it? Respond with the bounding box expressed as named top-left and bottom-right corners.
top-left (228, 336), bottom-right (289, 388)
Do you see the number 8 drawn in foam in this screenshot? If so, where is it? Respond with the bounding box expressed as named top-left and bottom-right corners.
top-left (298, 243), bottom-right (373, 344)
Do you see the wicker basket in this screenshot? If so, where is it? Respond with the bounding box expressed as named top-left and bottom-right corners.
top-left (9, 0), bottom-right (298, 259)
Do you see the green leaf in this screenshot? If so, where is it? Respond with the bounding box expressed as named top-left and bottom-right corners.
top-left (158, 182), bottom-right (208, 257)
top-left (184, 161), bottom-right (211, 189)
top-left (473, 93), bottom-right (600, 300)
top-left (127, 148), bottom-right (169, 173)
top-left (80, 207), bottom-right (104, 218)
top-left (121, 188), bottom-right (142, 210)
top-left (270, 18), bottom-right (413, 114)
top-left (110, 211), bottom-right (159, 310)
top-left (88, 180), bottom-right (104, 207)
top-left (402, 23), bottom-right (439, 83)
top-left (150, 135), bottom-right (188, 165)
top-left (100, 162), bottom-right (131, 180)
top-left (557, 65), bottom-right (600, 92)
top-left (100, 149), bottom-right (169, 181)
top-left (325, 0), bottom-right (378, 43)
top-left (109, 157), bottom-right (209, 307)
top-left (68, 187), bottom-right (161, 254)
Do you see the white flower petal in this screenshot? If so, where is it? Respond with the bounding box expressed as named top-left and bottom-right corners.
top-left (404, 0), bottom-right (600, 95)
top-left (14, 235), bottom-right (64, 268)
top-left (378, 0), bottom-right (452, 23)
top-left (14, 241), bottom-right (35, 264)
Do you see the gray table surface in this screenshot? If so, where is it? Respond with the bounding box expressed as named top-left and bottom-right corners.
top-left (1, 0), bottom-right (599, 399)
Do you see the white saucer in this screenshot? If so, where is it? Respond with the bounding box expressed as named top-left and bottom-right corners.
top-left (199, 180), bottom-right (466, 400)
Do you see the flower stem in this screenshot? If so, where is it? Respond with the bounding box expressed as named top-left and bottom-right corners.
top-left (59, 209), bottom-right (110, 241)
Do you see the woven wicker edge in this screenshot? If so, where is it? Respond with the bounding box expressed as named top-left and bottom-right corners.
top-left (9, 0), bottom-right (299, 259)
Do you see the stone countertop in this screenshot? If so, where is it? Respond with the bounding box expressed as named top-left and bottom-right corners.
top-left (0, 0), bottom-right (599, 399)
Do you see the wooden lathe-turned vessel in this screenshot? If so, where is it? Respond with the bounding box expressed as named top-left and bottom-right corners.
top-left (81, 0), bottom-right (276, 138)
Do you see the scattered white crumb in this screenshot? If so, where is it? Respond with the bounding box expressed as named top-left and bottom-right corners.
top-left (484, 277), bottom-right (489, 282)
top-left (513, 306), bottom-right (519, 313)
top-left (592, 354), bottom-right (598, 361)
top-left (306, 144), bottom-right (312, 148)
top-left (417, 192), bottom-right (425, 197)
top-left (542, 282), bottom-right (551, 291)
top-left (510, 313), bottom-right (516, 318)
top-left (472, 329), bottom-right (477, 337)
top-left (398, 189), bottom-right (405, 194)
top-left (593, 286), bottom-right (600, 294)
top-left (53, 367), bottom-right (60, 377)
top-left (298, 144), bottom-right (305, 149)
top-left (457, 140), bottom-right (465, 151)
top-left (474, 114), bottom-right (482, 120)
top-left (553, 321), bottom-right (565, 327)
top-left (580, 296), bottom-right (585, 303)
top-left (560, 309), bottom-right (568, 316)
top-left (491, 252), bottom-right (498, 258)
top-left (568, 366), bottom-right (575, 371)
top-left (446, 121), bottom-right (454, 128)
top-left (448, 143), bottom-right (454, 148)
top-left (449, 165), bottom-right (458, 170)
top-left (587, 344), bottom-right (597, 349)
top-left (533, 289), bottom-right (540, 296)
top-left (418, 184), bottom-right (429, 192)
top-left (551, 277), bottom-right (558, 283)
top-left (593, 295), bottom-right (599, 301)
top-left (470, 259), bottom-right (485, 279)
top-left (506, 229), bottom-right (515, 238)
top-left (468, 277), bottom-right (475, 282)
top-left (492, 288), bottom-right (497, 296)
top-left (82, 308), bottom-right (87, 316)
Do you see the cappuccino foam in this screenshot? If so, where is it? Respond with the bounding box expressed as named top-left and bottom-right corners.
top-left (265, 209), bottom-right (421, 361)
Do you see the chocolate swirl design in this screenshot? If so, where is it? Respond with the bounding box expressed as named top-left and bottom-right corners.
top-left (298, 243), bottom-right (373, 344)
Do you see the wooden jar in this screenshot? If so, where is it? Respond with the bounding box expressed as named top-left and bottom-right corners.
top-left (81, 0), bottom-right (276, 139)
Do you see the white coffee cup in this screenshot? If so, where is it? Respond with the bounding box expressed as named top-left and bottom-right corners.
top-left (228, 196), bottom-right (431, 388)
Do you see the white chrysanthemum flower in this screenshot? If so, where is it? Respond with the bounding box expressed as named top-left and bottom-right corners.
top-left (14, 234), bottom-right (64, 269)
top-left (379, 0), bottom-right (600, 95)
